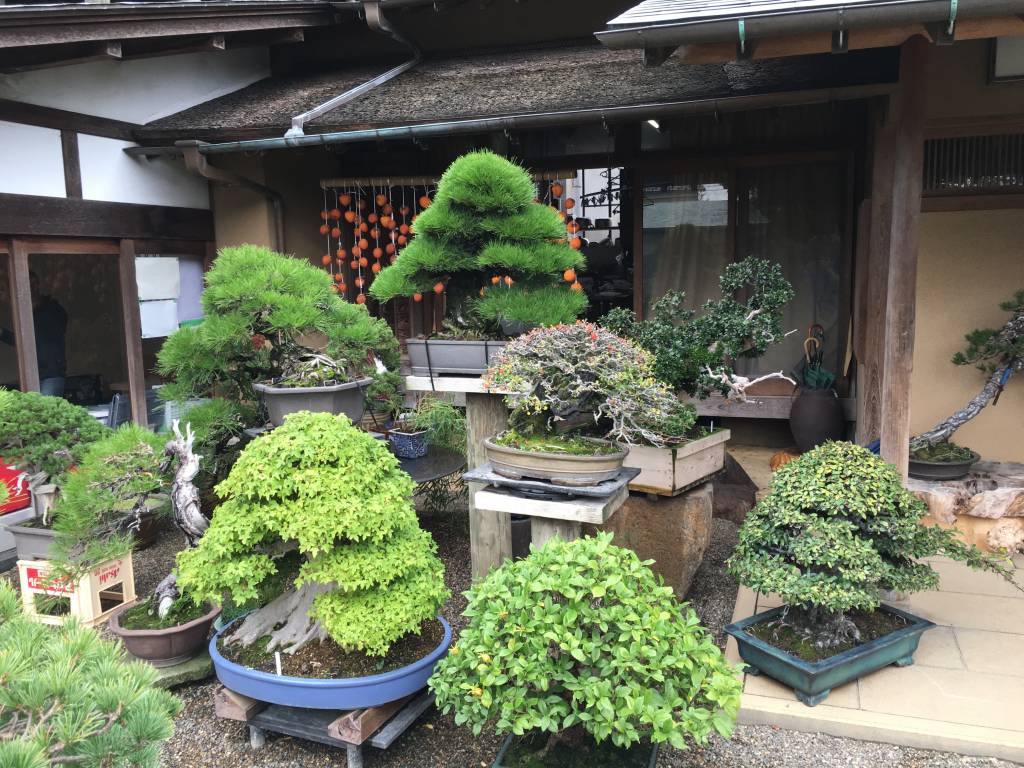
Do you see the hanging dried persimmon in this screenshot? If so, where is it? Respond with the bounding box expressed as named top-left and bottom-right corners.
top-left (550, 182), bottom-right (564, 197)
top-left (339, 193), bottom-right (352, 206)
top-left (344, 210), bottom-right (356, 223)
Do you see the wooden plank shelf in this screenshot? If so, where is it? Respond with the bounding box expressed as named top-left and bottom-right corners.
top-left (683, 394), bottom-right (856, 421)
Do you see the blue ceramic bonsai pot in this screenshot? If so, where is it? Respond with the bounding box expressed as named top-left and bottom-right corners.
top-left (725, 604), bottom-right (934, 707)
top-left (209, 616), bottom-right (452, 709)
top-left (388, 428), bottom-right (428, 459)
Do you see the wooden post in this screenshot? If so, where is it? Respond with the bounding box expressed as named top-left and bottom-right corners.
top-left (9, 239), bottom-right (39, 392)
top-left (117, 239), bottom-right (147, 426)
top-left (879, 37), bottom-right (928, 480)
top-left (530, 518), bottom-right (581, 548)
top-left (466, 392), bottom-right (511, 578)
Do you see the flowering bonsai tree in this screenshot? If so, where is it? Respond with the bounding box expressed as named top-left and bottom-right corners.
top-left (371, 150), bottom-right (586, 332)
top-left (430, 534), bottom-right (741, 757)
top-left (157, 245), bottom-right (399, 422)
top-left (728, 442), bottom-right (1019, 649)
top-left (177, 411), bottom-right (449, 656)
top-left (484, 321), bottom-right (697, 448)
top-left (0, 580), bottom-right (180, 767)
top-left (911, 289), bottom-right (1023, 460)
top-left (0, 389), bottom-right (108, 482)
top-left (602, 257), bottom-right (795, 399)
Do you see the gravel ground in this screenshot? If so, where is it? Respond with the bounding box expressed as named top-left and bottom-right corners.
top-left (3, 513), bottom-right (1018, 768)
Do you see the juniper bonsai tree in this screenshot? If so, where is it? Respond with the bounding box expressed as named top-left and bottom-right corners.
top-left (176, 411), bottom-right (449, 656)
top-left (602, 257), bottom-right (795, 399)
top-left (728, 442), bottom-right (1019, 649)
top-left (0, 580), bottom-right (180, 768)
top-left (0, 389), bottom-right (109, 481)
top-left (157, 245), bottom-right (399, 422)
top-left (911, 289), bottom-right (1023, 454)
top-left (430, 534), bottom-right (741, 755)
top-left (370, 150), bottom-right (587, 331)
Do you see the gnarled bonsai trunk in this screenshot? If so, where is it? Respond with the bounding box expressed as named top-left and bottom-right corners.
top-left (911, 362), bottom-right (1020, 450)
top-left (783, 605), bottom-right (861, 650)
top-left (228, 582), bottom-right (333, 654)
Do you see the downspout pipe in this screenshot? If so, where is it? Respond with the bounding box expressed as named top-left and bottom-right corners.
top-left (179, 140), bottom-right (286, 251)
top-left (285, 0), bottom-right (421, 137)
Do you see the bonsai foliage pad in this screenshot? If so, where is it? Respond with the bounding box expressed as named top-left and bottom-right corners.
top-left (725, 552), bottom-right (1024, 764)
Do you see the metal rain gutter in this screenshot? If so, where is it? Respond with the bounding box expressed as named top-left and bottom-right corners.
top-left (186, 80), bottom-right (895, 155)
top-left (285, 0), bottom-right (421, 137)
top-left (595, 0), bottom-right (1023, 50)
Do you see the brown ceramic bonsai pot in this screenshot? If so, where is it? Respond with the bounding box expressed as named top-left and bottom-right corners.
top-left (109, 601), bottom-right (221, 667)
top-left (483, 437), bottom-right (627, 487)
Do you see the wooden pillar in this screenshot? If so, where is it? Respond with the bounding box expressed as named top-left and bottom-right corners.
top-left (877, 37), bottom-right (928, 479)
top-left (117, 239), bottom-right (148, 426)
top-left (9, 240), bottom-right (39, 392)
top-left (466, 392), bottom-right (511, 578)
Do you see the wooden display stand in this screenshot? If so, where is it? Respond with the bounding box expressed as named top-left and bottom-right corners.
top-left (213, 684), bottom-right (435, 768)
top-left (17, 555), bottom-right (135, 627)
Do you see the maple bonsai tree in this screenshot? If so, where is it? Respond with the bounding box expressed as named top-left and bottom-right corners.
top-left (176, 411), bottom-right (449, 656)
top-left (911, 289), bottom-right (1023, 459)
top-left (370, 150), bottom-right (586, 332)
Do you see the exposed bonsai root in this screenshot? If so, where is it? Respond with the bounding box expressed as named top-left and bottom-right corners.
top-left (229, 583), bottom-right (333, 654)
top-left (782, 606), bottom-right (861, 650)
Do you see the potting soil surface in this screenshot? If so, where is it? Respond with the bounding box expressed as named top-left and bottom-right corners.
top-left (746, 609), bottom-right (907, 662)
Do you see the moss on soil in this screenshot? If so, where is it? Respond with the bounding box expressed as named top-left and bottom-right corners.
top-left (119, 596), bottom-right (208, 630)
top-left (218, 618), bottom-right (444, 679)
top-left (748, 609), bottom-right (908, 663)
top-left (494, 432), bottom-right (619, 456)
top-left (500, 732), bottom-right (654, 768)
top-left (910, 441), bottom-right (976, 463)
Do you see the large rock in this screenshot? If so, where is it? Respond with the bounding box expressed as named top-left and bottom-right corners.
top-left (585, 483), bottom-right (713, 598)
top-left (711, 454), bottom-right (758, 525)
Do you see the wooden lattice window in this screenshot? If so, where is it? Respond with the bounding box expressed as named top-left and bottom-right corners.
top-left (923, 133), bottom-right (1024, 195)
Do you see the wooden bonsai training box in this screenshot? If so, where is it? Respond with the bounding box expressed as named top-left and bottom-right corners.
top-left (17, 555), bottom-right (136, 628)
top-left (621, 429), bottom-right (730, 496)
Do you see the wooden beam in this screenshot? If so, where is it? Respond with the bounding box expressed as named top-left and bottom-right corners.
top-left (117, 239), bottom-right (147, 426)
top-left (879, 36), bottom-right (928, 480)
top-left (9, 239), bottom-right (39, 392)
top-left (119, 34), bottom-right (225, 60)
top-left (921, 193), bottom-right (1024, 212)
top-left (466, 392), bottom-right (511, 578)
top-left (60, 130), bottom-right (82, 199)
top-left (0, 193), bottom-right (213, 241)
top-left (0, 41), bottom-right (121, 74)
top-left (926, 113), bottom-right (1024, 139)
top-left (0, 98), bottom-right (139, 141)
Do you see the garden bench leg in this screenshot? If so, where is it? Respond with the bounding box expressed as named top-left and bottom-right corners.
top-left (249, 725), bottom-right (266, 749)
top-left (346, 743), bottom-right (364, 768)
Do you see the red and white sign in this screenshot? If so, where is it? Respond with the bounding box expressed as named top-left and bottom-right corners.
top-left (96, 560), bottom-right (123, 586)
top-left (24, 566), bottom-right (75, 595)
top-left (0, 461), bottom-right (30, 516)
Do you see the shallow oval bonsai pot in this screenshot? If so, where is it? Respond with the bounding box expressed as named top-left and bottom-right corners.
top-left (254, 377), bottom-right (372, 427)
top-left (209, 615), bottom-right (452, 709)
top-left (908, 450), bottom-right (980, 481)
top-left (109, 601), bottom-right (221, 668)
top-left (492, 734), bottom-right (659, 768)
top-left (483, 437), bottom-right (627, 487)
top-left (725, 604), bottom-right (934, 707)
top-left (388, 427), bottom-right (428, 459)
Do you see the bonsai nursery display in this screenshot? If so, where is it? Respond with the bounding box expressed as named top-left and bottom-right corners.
top-left (388, 395), bottom-right (466, 459)
top-left (109, 421), bottom-right (220, 667)
top-left (725, 441), bottom-right (1020, 707)
top-left (0, 580), bottom-right (181, 768)
top-left (909, 289), bottom-right (1023, 479)
top-left (371, 150), bottom-right (587, 375)
top-left (483, 321), bottom-right (698, 486)
top-left (601, 257), bottom-right (795, 493)
top-left (157, 244), bottom-right (399, 427)
top-left (176, 411), bottom-right (451, 709)
top-left (429, 534), bottom-right (741, 767)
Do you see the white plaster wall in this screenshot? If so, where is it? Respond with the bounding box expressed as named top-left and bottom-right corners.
top-left (78, 134), bottom-right (209, 209)
top-left (0, 120), bottom-right (65, 197)
top-left (0, 47), bottom-right (270, 124)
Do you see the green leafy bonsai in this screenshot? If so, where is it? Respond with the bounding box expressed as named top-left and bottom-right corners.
top-left (911, 289), bottom-right (1023, 458)
top-left (728, 442), bottom-right (1019, 650)
top-left (484, 321), bottom-right (697, 448)
top-left (0, 580), bottom-right (180, 767)
top-left (50, 425), bottom-right (169, 576)
top-left (371, 150), bottom-right (587, 333)
top-left (157, 245), bottom-right (399, 422)
top-left (0, 389), bottom-right (109, 482)
top-left (177, 411), bottom-right (449, 657)
top-left (430, 534), bottom-right (741, 756)
top-left (602, 257), bottom-right (795, 398)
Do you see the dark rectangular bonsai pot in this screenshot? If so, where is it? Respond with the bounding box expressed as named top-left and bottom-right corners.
top-left (254, 377), bottom-right (371, 427)
top-left (725, 604), bottom-right (934, 707)
top-left (493, 734), bottom-right (659, 768)
top-left (4, 519), bottom-right (57, 560)
top-left (408, 339), bottom-right (507, 376)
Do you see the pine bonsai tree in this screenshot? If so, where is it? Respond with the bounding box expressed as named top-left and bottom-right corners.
top-left (728, 442), bottom-right (1019, 649)
top-left (430, 534), bottom-right (741, 754)
top-left (602, 257), bottom-right (795, 398)
top-left (0, 580), bottom-right (180, 767)
top-left (0, 389), bottom-right (109, 481)
top-left (176, 411), bottom-right (449, 656)
top-left (157, 245), bottom-right (399, 421)
top-left (911, 289), bottom-right (1023, 455)
top-left (370, 150), bottom-right (587, 331)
